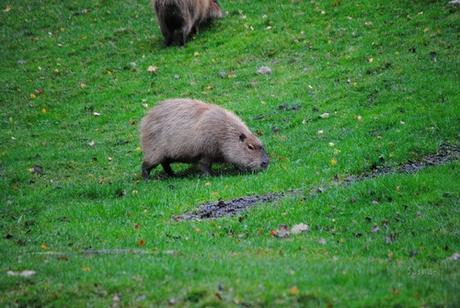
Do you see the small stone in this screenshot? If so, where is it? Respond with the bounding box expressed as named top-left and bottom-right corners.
top-left (147, 65), bottom-right (157, 74)
top-left (7, 270), bottom-right (36, 277)
top-left (257, 66), bottom-right (272, 75)
top-left (290, 223), bottom-right (309, 234)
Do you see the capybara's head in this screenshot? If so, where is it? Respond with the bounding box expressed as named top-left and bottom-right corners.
top-left (208, 0), bottom-right (223, 19)
top-left (225, 132), bottom-right (269, 172)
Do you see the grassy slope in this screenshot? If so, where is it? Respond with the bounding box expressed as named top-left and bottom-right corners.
top-left (1, 0), bottom-right (459, 306)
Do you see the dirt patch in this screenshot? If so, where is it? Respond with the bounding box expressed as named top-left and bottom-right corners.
top-left (343, 144), bottom-right (459, 183)
top-left (174, 192), bottom-right (287, 220)
top-left (175, 144), bottom-right (459, 221)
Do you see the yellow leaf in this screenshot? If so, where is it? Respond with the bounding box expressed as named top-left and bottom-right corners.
top-left (41, 108), bottom-right (47, 113)
top-left (330, 158), bottom-right (337, 166)
top-left (82, 267), bottom-right (91, 272)
top-left (289, 286), bottom-right (299, 296)
top-left (40, 243), bottom-right (48, 250)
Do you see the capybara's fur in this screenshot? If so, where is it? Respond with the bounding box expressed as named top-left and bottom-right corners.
top-left (140, 99), bottom-right (269, 179)
top-left (151, 0), bottom-right (222, 46)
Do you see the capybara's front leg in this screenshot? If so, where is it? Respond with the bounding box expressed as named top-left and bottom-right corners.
top-left (198, 158), bottom-right (213, 176)
top-left (142, 161), bottom-right (157, 180)
top-left (161, 163), bottom-right (175, 177)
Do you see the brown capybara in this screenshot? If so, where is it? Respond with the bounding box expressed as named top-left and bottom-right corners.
top-left (151, 0), bottom-right (222, 46)
top-left (140, 99), bottom-right (269, 179)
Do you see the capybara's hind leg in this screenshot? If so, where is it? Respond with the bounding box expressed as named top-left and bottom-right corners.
top-left (142, 161), bottom-right (157, 180)
top-left (180, 25), bottom-right (192, 46)
top-left (161, 163), bottom-right (175, 177)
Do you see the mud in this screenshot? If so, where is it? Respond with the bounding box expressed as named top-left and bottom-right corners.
top-left (175, 144), bottom-right (459, 220)
top-left (174, 192), bottom-right (287, 220)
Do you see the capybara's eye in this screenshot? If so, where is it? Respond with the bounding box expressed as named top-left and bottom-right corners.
top-left (248, 144), bottom-right (255, 150)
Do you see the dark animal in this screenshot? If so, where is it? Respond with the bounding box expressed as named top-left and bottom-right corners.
top-left (152, 0), bottom-right (222, 46)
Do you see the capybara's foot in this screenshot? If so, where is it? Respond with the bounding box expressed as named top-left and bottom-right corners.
top-left (142, 162), bottom-right (156, 181)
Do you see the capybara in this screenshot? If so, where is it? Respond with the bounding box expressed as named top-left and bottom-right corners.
top-left (151, 0), bottom-right (222, 46)
top-left (140, 99), bottom-right (269, 179)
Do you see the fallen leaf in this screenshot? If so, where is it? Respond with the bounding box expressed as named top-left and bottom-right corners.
top-left (330, 158), bottom-right (337, 166)
top-left (385, 233), bottom-right (397, 244)
top-left (147, 65), bottom-right (157, 74)
top-left (93, 112), bottom-right (101, 116)
top-left (257, 66), bottom-right (272, 75)
top-left (290, 223), bottom-right (309, 234)
top-left (271, 225), bottom-right (290, 238)
top-left (7, 270), bottom-right (36, 277)
top-left (82, 266), bottom-right (91, 272)
top-left (288, 286), bottom-right (299, 296)
top-left (138, 239), bottom-right (145, 247)
top-left (320, 112), bottom-right (330, 119)
top-left (29, 165), bottom-right (43, 175)
top-left (112, 293), bottom-right (121, 308)
top-left (3, 5), bottom-right (12, 12)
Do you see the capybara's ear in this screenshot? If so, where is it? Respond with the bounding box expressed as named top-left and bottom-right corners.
top-left (239, 133), bottom-right (247, 142)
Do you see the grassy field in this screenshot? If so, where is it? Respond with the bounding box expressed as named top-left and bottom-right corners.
top-left (1, 0), bottom-right (459, 306)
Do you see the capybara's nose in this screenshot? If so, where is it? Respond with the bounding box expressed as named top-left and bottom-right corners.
top-left (261, 160), bottom-right (268, 168)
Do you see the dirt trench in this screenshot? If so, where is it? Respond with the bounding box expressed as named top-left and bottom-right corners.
top-left (174, 144), bottom-right (459, 221)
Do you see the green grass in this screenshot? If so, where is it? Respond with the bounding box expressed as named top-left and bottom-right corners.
top-left (1, 0), bottom-right (459, 306)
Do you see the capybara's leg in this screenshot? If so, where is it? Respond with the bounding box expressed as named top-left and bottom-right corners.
top-left (198, 159), bottom-right (213, 176)
top-left (165, 33), bottom-right (174, 46)
top-left (180, 24), bottom-right (192, 46)
top-left (159, 25), bottom-right (173, 46)
top-left (162, 163), bottom-right (175, 177)
top-left (142, 161), bottom-right (157, 180)
top-left (191, 24), bottom-right (198, 36)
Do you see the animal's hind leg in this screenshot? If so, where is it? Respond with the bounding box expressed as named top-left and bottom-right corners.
top-left (142, 161), bottom-right (158, 180)
top-left (179, 24), bottom-right (193, 46)
top-left (162, 163), bottom-right (175, 177)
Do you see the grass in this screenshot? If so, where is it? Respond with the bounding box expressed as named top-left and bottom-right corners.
top-left (1, 0), bottom-right (459, 306)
